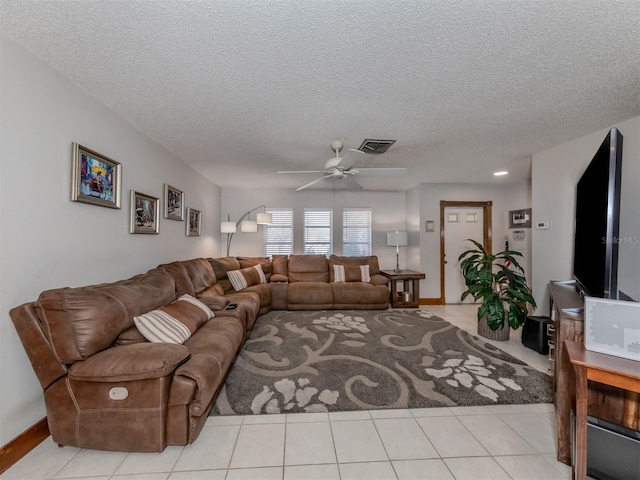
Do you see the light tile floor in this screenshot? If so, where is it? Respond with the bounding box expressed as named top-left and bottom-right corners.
top-left (3, 305), bottom-right (568, 480)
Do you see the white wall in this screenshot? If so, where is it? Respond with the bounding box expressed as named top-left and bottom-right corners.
top-left (531, 116), bottom-right (639, 313)
top-left (220, 188), bottom-right (406, 270)
top-left (416, 181), bottom-right (531, 300)
top-left (0, 36), bottom-right (221, 444)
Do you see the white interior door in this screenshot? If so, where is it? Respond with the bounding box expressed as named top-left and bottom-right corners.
top-left (444, 207), bottom-right (484, 304)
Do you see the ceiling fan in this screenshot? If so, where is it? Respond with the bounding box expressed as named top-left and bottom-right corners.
top-left (277, 140), bottom-right (406, 191)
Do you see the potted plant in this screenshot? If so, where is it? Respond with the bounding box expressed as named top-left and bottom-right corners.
top-left (458, 239), bottom-right (536, 341)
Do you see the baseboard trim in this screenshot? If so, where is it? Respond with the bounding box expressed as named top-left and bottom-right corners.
top-left (0, 417), bottom-right (49, 474)
top-left (420, 298), bottom-right (445, 305)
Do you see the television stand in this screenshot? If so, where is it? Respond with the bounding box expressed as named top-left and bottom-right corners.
top-left (549, 281), bottom-right (640, 466)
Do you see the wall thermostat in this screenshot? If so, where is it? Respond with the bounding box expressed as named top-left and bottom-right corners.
top-left (535, 221), bottom-right (551, 230)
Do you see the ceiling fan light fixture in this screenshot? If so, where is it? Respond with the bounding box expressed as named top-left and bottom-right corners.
top-left (357, 139), bottom-right (396, 154)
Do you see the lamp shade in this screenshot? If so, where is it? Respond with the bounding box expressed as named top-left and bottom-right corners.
top-left (240, 220), bottom-right (258, 232)
top-left (386, 231), bottom-right (408, 247)
top-left (256, 212), bottom-right (272, 224)
top-left (221, 221), bottom-right (237, 233)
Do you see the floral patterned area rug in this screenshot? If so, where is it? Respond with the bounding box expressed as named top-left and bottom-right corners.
top-left (211, 309), bottom-right (552, 416)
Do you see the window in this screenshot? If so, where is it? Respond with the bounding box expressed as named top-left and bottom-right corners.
top-left (304, 208), bottom-right (333, 256)
top-left (263, 208), bottom-right (293, 256)
top-left (343, 208), bottom-right (372, 256)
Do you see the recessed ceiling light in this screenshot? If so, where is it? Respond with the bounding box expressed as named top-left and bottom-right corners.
top-left (493, 171), bottom-right (509, 176)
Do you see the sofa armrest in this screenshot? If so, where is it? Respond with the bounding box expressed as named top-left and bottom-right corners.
top-left (370, 274), bottom-right (389, 286)
top-left (270, 274), bottom-right (289, 283)
top-left (69, 343), bottom-right (190, 382)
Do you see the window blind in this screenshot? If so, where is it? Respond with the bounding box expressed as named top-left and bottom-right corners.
top-left (343, 208), bottom-right (372, 256)
top-left (263, 208), bottom-right (293, 256)
top-left (304, 208), bottom-right (333, 256)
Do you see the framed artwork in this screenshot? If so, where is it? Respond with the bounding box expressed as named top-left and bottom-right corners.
top-left (186, 208), bottom-right (201, 237)
top-left (130, 190), bottom-right (159, 234)
top-left (164, 184), bottom-right (184, 221)
top-left (509, 208), bottom-right (532, 228)
top-left (71, 143), bottom-right (121, 208)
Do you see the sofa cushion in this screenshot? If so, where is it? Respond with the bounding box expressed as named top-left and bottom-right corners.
top-left (329, 255), bottom-right (381, 282)
top-left (158, 261), bottom-right (196, 297)
top-left (209, 257), bottom-right (242, 293)
top-left (332, 264), bottom-right (371, 283)
top-left (287, 282), bottom-right (333, 306)
top-left (181, 259), bottom-right (217, 295)
top-left (134, 295), bottom-right (214, 344)
top-left (34, 268), bottom-right (176, 363)
top-left (197, 283), bottom-right (226, 298)
top-left (116, 326), bottom-right (148, 346)
top-left (238, 256), bottom-right (272, 281)
top-left (227, 264), bottom-right (267, 291)
top-left (287, 255), bottom-right (329, 283)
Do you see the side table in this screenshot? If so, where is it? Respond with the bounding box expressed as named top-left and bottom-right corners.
top-left (380, 270), bottom-right (426, 308)
top-left (565, 340), bottom-right (640, 480)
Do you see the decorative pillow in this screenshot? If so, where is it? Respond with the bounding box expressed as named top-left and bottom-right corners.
top-left (333, 264), bottom-right (371, 283)
top-left (133, 294), bottom-right (215, 344)
top-left (227, 264), bottom-right (267, 291)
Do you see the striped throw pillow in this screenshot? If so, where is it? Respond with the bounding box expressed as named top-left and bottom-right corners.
top-left (227, 264), bottom-right (267, 291)
top-left (134, 294), bottom-right (215, 344)
top-left (332, 264), bottom-right (371, 283)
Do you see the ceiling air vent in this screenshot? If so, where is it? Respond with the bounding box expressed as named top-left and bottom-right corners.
top-left (357, 139), bottom-right (396, 154)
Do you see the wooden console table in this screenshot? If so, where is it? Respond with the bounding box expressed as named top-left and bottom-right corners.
top-left (380, 270), bottom-right (425, 308)
top-left (549, 281), bottom-right (640, 466)
top-left (565, 340), bottom-right (640, 480)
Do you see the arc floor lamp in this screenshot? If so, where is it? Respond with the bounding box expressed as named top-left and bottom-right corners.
top-left (221, 205), bottom-right (272, 256)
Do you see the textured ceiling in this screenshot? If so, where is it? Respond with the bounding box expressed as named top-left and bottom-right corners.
top-left (2, 0), bottom-right (639, 191)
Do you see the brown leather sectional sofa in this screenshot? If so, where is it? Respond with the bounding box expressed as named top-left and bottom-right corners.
top-left (10, 254), bottom-right (389, 452)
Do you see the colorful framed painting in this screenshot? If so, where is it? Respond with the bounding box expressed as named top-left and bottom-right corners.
top-left (186, 208), bottom-right (201, 237)
top-left (130, 190), bottom-right (160, 234)
top-left (164, 184), bottom-right (185, 221)
top-left (71, 143), bottom-right (121, 208)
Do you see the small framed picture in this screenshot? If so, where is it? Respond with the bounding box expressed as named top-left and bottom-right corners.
top-left (164, 184), bottom-right (184, 221)
top-left (509, 208), bottom-right (532, 228)
top-left (130, 190), bottom-right (159, 234)
top-left (186, 208), bottom-right (201, 237)
top-left (71, 143), bottom-right (121, 208)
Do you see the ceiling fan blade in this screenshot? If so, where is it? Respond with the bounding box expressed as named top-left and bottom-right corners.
top-left (335, 148), bottom-right (367, 169)
top-left (343, 176), bottom-right (363, 192)
top-left (352, 167), bottom-right (407, 176)
top-left (277, 170), bottom-right (327, 174)
top-left (295, 174), bottom-right (332, 191)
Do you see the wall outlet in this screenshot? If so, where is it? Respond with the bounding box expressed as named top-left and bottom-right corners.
top-left (536, 221), bottom-right (551, 230)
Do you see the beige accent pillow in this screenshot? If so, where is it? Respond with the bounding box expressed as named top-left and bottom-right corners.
top-left (332, 264), bottom-right (371, 283)
top-left (133, 294), bottom-right (214, 344)
top-left (227, 264), bottom-right (267, 291)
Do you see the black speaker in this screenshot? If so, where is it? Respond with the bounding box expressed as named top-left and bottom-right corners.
top-left (521, 315), bottom-right (551, 355)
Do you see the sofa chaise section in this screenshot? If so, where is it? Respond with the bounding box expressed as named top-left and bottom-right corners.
top-left (10, 268), bottom-right (245, 452)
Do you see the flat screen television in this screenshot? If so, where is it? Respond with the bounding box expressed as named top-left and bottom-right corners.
top-left (573, 128), bottom-right (623, 300)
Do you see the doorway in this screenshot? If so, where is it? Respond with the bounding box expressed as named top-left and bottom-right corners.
top-left (439, 201), bottom-right (492, 304)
